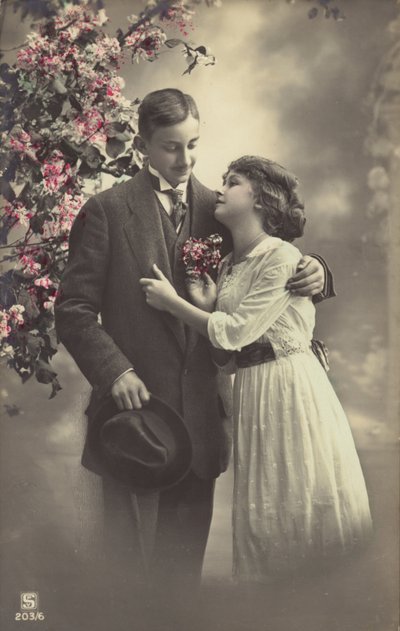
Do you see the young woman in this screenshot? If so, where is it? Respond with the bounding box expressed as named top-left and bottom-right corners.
top-left (140, 156), bottom-right (372, 583)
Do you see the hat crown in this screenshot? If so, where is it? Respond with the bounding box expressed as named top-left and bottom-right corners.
top-left (101, 410), bottom-right (176, 468)
top-left (91, 395), bottom-right (192, 491)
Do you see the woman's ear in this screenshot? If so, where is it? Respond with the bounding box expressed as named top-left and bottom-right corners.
top-left (133, 134), bottom-right (148, 155)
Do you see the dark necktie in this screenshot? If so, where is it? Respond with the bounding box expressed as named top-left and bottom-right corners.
top-left (165, 187), bottom-right (187, 229)
top-left (149, 172), bottom-right (187, 229)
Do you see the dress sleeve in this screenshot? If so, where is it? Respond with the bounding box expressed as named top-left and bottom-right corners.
top-left (208, 250), bottom-right (300, 351)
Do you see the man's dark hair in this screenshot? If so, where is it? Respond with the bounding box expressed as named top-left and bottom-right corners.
top-left (138, 88), bottom-right (200, 139)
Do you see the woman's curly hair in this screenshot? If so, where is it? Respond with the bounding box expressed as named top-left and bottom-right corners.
top-left (225, 156), bottom-right (306, 242)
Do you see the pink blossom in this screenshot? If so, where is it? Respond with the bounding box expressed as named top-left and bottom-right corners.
top-left (38, 55), bottom-right (64, 73)
top-left (58, 192), bottom-right (84, 231)
top-left (9, 129), bottom-right (40, 162)
top-left (105, 77), bottom-right (125, 103)
top-left (19, 254), bottom-right (42, 276)
top-left (17, 35), bottom-right (64, 75)
top-left (182, 234), bottom-right (222, 278)
top-left (34, 276), bottom-right (53, 289)
top-left (73, 110), bottom-right (107, 144)
top-left (41, 151), bottom-right (74, 193)
top-left (0, 311), bottom-right (11, 341)
top-left (89, 76), bottom-right (107, 92)
top-left (4, 202), bottom-right (33, 228)
top-left (17, 6), bottom-right (117, 79)
top-left (41, 192), bottom-right (84, 239)
top-left (43, 296), bottom-right (56, 311)
top-left (0, 344), bottom-right (14, 358)
top-left (86, 36), bottom-right (121, 64)
top-left (162, 2), bottom-right (195, 34)
top-left (8, 305), bottom-right (25, 326)
top-left (125, 24), bottom-right (167, 61)
top-left (53, 4), bottom-right (108, 31)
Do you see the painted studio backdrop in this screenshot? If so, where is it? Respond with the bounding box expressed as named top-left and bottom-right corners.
top-left (0, 1), bottom-right (398, 630)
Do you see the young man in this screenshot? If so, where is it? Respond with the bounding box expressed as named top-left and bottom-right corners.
top-left (55, 89), bottom-right (333, 612)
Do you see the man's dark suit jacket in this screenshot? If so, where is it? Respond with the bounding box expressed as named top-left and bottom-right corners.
top-left (55, 167), bottom-right (232, 480)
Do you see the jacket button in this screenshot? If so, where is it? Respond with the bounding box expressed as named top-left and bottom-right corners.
top-left (183, 368), bottom-right (188, 375)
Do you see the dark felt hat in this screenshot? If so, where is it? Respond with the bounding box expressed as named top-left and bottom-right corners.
top-left (90, 394), bottom-right (192, 491)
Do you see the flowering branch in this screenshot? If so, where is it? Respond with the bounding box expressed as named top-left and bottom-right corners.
top-left (0, 0), bottom-right (218, 397)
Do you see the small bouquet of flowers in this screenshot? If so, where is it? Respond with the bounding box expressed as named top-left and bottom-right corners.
top-left (181, 234), bottom-right (223, 279)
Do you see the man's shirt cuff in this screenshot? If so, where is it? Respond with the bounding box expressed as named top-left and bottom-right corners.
top-left (111, 368), bottom-right (135, 387)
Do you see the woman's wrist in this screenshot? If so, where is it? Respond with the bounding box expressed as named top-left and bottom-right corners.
top-left (168, 294), bottom-right (210, 338)
top-left (203, 299), bottom-right (216, 313)
top-left (168, 294), bottom-right (185, 317)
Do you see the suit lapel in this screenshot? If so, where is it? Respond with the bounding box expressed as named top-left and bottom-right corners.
top-left (189, 174), bottom-right (218, 239)
top-left (123, 168), bottom-right (186, 354)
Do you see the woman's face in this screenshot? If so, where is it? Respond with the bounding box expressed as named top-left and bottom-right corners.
top-left (214, 171), bottom-right (256, 226)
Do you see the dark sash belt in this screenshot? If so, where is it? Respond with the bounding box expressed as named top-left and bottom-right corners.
top-left (235, 339), bottom-right (330, 371)
top-left (235, 342), bottom-right (276, 368)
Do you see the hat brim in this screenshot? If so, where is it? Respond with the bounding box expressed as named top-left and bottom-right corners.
top-left (89, 394), bottom-right (192, 492)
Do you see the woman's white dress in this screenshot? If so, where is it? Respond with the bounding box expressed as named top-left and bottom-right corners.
top-left (207, 237), bottom-right (372, 583)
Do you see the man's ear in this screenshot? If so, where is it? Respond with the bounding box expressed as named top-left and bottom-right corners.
top-left (134, 134), bottom-right (148, 155)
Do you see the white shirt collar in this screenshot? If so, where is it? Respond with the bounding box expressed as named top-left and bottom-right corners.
top-left (149, 164), bottom-right (188, 195)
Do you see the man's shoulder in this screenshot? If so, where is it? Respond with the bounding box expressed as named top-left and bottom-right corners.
top-left (86, 169), bottom-right (151, 215)
top-left (91, 173), bottom-right (140, 204)
top-left (189, 174), bottom-right (218, 218)
top-left (189, 173), bottom-right (214, 198)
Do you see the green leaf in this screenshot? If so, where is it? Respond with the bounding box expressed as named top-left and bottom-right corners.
top-left (17, 182), bottom-right (31, 203)
top-left (59, 139), bottom-right (81, 160)
top-left (29, 213), bottom-right (46, 234)
top-left (21, 369), bottom-right (33, 383)
top-left (35, 359), bottom-right (57, 385)
top-left (23, 101), bottom-right (43, 120)
top-left (106, 137), bottom-right (125, 159)
top-left (78, 161), bottom-right (98, 177)
top-left (83, 145), bottom-right (105, 169)
top-left (25, 333), bottom-right (44, 356)
top-left (0, 178), bottom-right (16, 202)
top-left (50, 377), bottom-right (62, 399)
top-left (69, 94), bottom-right (83, 113)
top-left (46, 328), bottom-right (59, 350)
top-left (0, 63), bottom-right (17, 86)
top-left (17, 288), bottom-right (40, 320)
top-left (114, 130), bottom-right (133, 142)
top-left (47, 97), bottom-right (64, 119)
top-left (0, 269), bottom-right (16, 306)
top-left (0, 217), bottom-right (13, 245)
top-left (165, 39), bottom-right (183, 48)
top-left (76, 30), bottom-right (99, 46)
top-left (104, 121), bottom-right (126, 137)
top-left (107, 154), bottom-right (134, 170)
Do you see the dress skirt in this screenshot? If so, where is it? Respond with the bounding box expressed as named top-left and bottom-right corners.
top-left (232, 351), bottom-right (372, 583)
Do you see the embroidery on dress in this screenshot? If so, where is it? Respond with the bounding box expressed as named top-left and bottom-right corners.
top-left (267, 317), bottom-right (309, 358)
